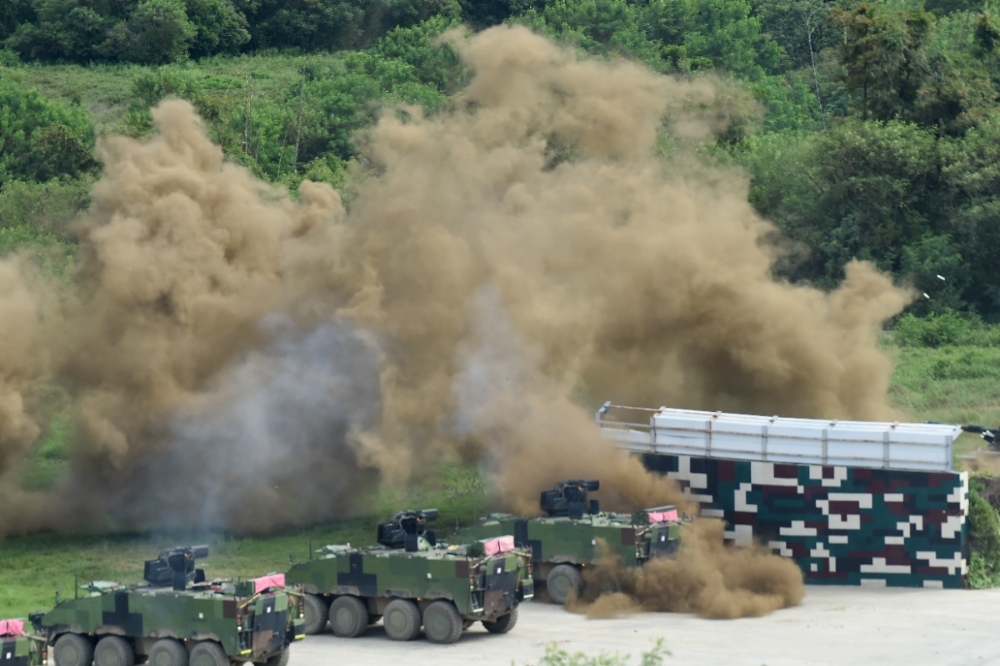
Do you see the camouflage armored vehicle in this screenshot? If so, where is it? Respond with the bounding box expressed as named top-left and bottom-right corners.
top-left (30, 546), bottom-right (304, 666)
top-left (1, 619), bottom-right (45, 666)
top-left (285, 509), bottom-right (533, 644)
top-left (456, 479), bottom-right (682, 604)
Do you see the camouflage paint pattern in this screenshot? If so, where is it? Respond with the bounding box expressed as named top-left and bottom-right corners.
top-left (456, 512), bottom-right (682, 579)
top-left (36, 582), bottom-right (304, 662)
top-left (285, 541), bottom-right (532, 620)
top-left (643, 454), bottom-right (968, 588)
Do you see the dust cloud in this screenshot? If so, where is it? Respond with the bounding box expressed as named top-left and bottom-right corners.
top-left (0, 25), bottom-right (910, 538)
top-left (570, 524), bottom-right (805, 619)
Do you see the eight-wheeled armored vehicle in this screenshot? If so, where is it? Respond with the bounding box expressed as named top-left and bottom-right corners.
top-left (30, 546), bottom-right (304, 666)
top-left (285, 508), bottom-right (533, 644)
top-left (1, 619), bottom-right (45, 666)
top-left (456, 479), bottom-right (682, 604)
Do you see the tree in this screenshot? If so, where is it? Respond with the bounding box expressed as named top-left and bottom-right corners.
top-left (940, 110), bottom-right (1000, 315)
top-left (831, 1), bottom-right (935, 121)
top-left (0, 0), bottom-right (35, 42)
top-left (742, 119), bottom-right (939, 286)
top-left (6, 0), bottom-right (119, 62)
top-left (185, 0), bottom-right (250, 58)
top-left (754, 0), bottom-right (834, 122)
top-left (104, 0), bottom-right (196, 64)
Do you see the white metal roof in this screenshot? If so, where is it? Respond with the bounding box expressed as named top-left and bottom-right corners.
top-left (597, 404), bottom-right (962, 472)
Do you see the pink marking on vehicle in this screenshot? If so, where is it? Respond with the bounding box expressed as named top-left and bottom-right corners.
top-left (648, 509), bottom-right (679, 524)
top-left (482, 535), bottom-right (515, 556)
top-left (254, 574), bottom-right (286, 593)
top-left (0, 619), bottom-right (25, 637)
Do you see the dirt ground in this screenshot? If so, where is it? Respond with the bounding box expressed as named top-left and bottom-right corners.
top-left (291, 585), bottom-right (1000, 666)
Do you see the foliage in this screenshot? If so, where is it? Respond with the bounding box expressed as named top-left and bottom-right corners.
top-left (831, 1), bottom-right (936, 122)
top-left (105, 0), bottom-right (198, 65)
top-left (966, 474), bottom-right (1000, 589)
top-left (530, 639), bottom-right (670, 666)
top-left (6, 1), bottom-right (1000, 322)
top-left (0, 77), bottom-right (97, 186)
top-left (0, 179), bottom-right (85, 279)
top-left (185, 0), bottom-right (251, 59)
top-left (894, 311), bottom-right (1000, 347)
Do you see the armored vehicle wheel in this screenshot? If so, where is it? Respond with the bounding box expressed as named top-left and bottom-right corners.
top-left (302, 594), bottom-right (329, 635)
top-left (189, 642), bottom-right (227, 666)
top-left (329, 596), bottom-right (368, 638)
top-left (148, 639), bottom-right (188, 666)
top-left (461, 619), bottom-right (474, 631)
top-left (95, 636), bottom-right (135, 666)
top-left (422, 601), bottom-right (463, 644)
top-left (382, 599), bottom-right (421, 641)
top-left (265, 651), bottom-right (290, 666)
top-left (483, 606), bottom-right (518, 634)
top-left (54, 633), bottom-right (93, 666)
top-left (546, 564), bottom-right (581, 605)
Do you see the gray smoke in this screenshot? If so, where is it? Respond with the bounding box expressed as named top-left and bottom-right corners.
top-left (97, 316), bottom-right (382, 533)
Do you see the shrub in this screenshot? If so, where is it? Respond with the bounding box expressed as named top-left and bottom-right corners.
top-left (967, 474), bottom-right (1000, 589)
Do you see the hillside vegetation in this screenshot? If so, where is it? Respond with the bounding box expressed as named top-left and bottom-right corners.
top-left (4, 0), bottom-right (1000, 320)
top-left (2, 0), bottom-right (1000, 604)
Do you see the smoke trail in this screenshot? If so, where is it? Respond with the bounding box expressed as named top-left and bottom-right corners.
top-left (0, 25), bottom-right (911, 537)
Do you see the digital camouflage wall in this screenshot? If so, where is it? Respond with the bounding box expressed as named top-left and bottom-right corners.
top-left (643, 454), bottom-right (969, 588)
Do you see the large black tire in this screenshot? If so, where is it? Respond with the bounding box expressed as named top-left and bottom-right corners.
top-left (302, 594), bottom-right (329, 635)
top-left (188, 643), bottom-right (227, 666)
top-left (329, 596), bottom-right (368, 638)
top-left (546, 564), bottom-right (581, 605)
top-left (265, 650), bottom-right (291, 666)
top-left (483, 606), bottom-right (518, 634)
top-left (148, 640), bottom-right (188, 666)
top-left (382, 599), bottom-right (421, 641)
top-left (95, 636), bottom-right (135, 666)
top-left (422, 601), bottom-right (463, 645)
top-left (53, 634), bottom-right (93, 666)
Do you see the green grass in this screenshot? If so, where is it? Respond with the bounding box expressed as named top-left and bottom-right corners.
top-left (2, 52), bottom-right (357, 138)
top-left (886, 344), bottom-right (1000, 467)
top-left (4, 341), bottom-right (999, 616)
top-left (0, 466), bottom-right (486, 617)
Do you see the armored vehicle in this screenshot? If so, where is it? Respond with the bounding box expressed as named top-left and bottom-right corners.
top-left (285, 508), bottom-right (533, 644)
top-left (456, 479), bottom-right (682, 604)
top-left (30, 546), bottom-right (304, 666)
top-left (1, 619), bottom-right (45, 666)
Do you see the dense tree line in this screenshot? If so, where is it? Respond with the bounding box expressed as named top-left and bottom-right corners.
top-left (3, 0), bottom-right (1000, 319)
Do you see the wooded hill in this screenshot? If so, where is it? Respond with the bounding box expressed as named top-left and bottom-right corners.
top-left (3, 0), bottom-right (1000, 321)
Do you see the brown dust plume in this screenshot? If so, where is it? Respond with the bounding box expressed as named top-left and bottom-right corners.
top-left (0, 25), bottom-right (910, 542)
top-left (569, 524), bottom-right (806, 619)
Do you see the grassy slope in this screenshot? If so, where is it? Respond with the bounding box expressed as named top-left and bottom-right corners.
top-left (887, 345), bottom-right (1000, 464)
top-left (5, 54), bottom-right (327, 136)
top-left (1, 468), bottom-right (486, 617)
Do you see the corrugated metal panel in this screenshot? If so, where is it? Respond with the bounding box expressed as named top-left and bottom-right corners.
top-left (597, 404), bottom-right (960, 472)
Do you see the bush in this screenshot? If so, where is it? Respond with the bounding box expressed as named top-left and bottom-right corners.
top-left (0, 78), bottom-right (97, 186)
top-left (967, 474), bottom-right (1000, 589)
top-left (893, 311), bottom-right (1000, 348)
